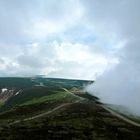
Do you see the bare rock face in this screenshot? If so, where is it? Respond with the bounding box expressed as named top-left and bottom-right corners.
top-left (0, 88), bottom-right (15, 104)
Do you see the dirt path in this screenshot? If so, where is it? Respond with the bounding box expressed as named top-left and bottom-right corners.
top-left (63, 88), bottom-right (140, 127)
top-left (62, 88), bottom-right (85, 101)
top-left (9, 103), bottom-right (72, 125)
top-left (102, 105), bottom-right (140, 127)
top-left (10, 88), bottom-right (140, 127)
top-left (9, 88), bottom-right (82, 125)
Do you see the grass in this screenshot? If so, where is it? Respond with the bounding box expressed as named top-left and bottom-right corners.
top-left (0, 87), bottom-right (60, 112)
top-left (20, 91), bottom-right (79, 106)
top-left (0, 92), bottom-right (140, 140)
top-left (0, 77), bottom-right (140, 140)
top-left (0, 90), bottom-right (80, 121)
top-left (0, 101), bottom-right (4, 107)
top-left (0, 77), bottom-right (92, 112)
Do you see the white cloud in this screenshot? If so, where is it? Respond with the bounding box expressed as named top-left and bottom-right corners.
top-left (41, 41), bottom-right (118, 79)
top-left (84, 0), bottom-right (140, 116)
top-left (0, 0), bottom-right (122, 79)
top-left (25, 0), bottom-right (84, 40)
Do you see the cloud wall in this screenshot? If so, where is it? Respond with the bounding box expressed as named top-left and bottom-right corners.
top-left (85, 0), bottom-right (140, 116)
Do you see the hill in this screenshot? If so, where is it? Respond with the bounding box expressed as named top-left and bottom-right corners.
top-left (0, 77), bottom-right (140, 140)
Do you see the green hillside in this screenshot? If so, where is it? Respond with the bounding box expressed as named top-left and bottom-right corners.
top-left (0, 77), bottom-right (92, 112)
top-left (0, 77), bottom-right (140, 140)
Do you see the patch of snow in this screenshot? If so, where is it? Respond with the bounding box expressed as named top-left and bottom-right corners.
top-left (1, 88), bottom-right (8, 93)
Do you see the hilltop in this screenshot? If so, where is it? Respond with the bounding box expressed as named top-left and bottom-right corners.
top-left (0, 77), bottom-right (139, 140)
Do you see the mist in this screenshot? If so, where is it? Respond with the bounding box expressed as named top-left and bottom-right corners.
top-left (85, 0), bottom-right (140, 116)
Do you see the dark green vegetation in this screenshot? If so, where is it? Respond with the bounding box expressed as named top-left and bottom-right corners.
top-left (0, 77), bottom-right (92, 112)
top-left (0, 77), bottom-right (140, 140)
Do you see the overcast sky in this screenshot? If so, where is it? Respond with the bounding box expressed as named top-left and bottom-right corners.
top-left (0, 0), bottom-right (137, 79)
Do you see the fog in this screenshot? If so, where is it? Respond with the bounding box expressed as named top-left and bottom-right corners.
top-left (85, 0), bottom-right (140, 116)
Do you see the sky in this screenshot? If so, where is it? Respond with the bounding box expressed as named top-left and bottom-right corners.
top-left (0, 0), bottom-right (137, 80)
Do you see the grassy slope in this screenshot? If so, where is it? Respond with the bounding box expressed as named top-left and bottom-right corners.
top-left (20, 91), bottom-right (79, 106)
top-left (0, 101), bottom-right (140, 140)
top-left (0, 87), bottom-right (60, 112)
top-left (0, 77), bottom-right (92, 112)
top-left (0, 89), bottom-right (80, 122)
top-left (1, 78), bottom-right (140, 139)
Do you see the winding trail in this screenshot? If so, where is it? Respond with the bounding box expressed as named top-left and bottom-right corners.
top-left (62, 88), bottom-right (85, 101)
top-left (10, 88), bottom-right (83, 125)
top-left (9, 103), bottom-right (72, 125)
top-left (9, 88), bottom-right (140, 127)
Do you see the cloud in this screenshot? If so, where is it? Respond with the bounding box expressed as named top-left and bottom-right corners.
top-left (1, 0), bottom-right (140, 117)
top-left (23, 0), bottom-right (84, 40)
top-left (85, 0), bottom-right (140, 116)
top-left (47, 42), bottom-right (114, 79)
top-left (0, 39), bottom-right (117, 79)
top-left (0, 0), bottom-right (120, 79)
top-left (0, 0), bottom-right (82, 43)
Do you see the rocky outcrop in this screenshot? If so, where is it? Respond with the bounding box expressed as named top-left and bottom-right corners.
top-left (0, 88), bottom-right (15, 104)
